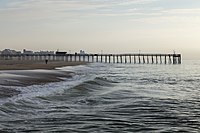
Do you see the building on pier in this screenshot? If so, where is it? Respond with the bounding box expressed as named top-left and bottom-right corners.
top-left (34, 51), bottom-right (54, 55)
top-left (55, 51), bottom-right (67, 55)
top-left (23, 49), bottom-right (33, 55)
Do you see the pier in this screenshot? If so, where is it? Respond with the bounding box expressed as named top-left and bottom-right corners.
top-left (0, 53), bottom-right (181, 64)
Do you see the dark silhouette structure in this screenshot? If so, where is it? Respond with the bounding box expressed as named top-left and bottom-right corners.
top-left (0, 53), bottom-right (182, 64)
top-left (55, 51), bottom-right (67, 55)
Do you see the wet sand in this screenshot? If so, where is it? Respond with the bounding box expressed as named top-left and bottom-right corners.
top-left (0, 70), bottom-right (74, 86)
top-left (0, 60), bottom-right (87, 98)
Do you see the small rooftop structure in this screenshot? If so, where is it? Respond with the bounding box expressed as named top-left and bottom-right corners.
top-left (56, 51), bottom-right (67, 55)
top-left (79, 50), bottom-right (85, 55)
top-left (23, 49), bottom-right (33, 55)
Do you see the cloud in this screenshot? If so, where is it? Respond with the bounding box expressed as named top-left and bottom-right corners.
top-left (0, 0), bottom-right (200, 25)
top-left (0, 0), bottom-right (160, 22)
top-left (162, 8), bottom-right (200, 14)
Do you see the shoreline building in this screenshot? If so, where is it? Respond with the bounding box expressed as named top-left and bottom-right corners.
top-left (34, 51), bottom-right (54, 55)
top-left (1, 49), bottom-right (21, 55)
top-left (23, 49), bottom-right (33, 55)
top-left (79, 50), bottom-right (85, 55)
top-left (0, 49), bottom-right (21, 60)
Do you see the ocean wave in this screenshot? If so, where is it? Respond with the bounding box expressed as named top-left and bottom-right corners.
top-left (66, 77), bottom-right (117, 97)
top-left (35, 76), bottom-right (117, 103)
top-left (69, 77), bottom-right (116, 91)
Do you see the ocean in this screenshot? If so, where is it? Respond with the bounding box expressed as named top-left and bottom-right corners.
top-left (0, 60), bottom-right (200, 132)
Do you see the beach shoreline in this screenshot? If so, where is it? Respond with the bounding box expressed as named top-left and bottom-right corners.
top-left (0, 60), bottom-right (87, 98)
top-left (0, 60), bottom-right (87, 70)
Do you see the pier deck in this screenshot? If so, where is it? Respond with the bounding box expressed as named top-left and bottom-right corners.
top-left (0, 53), bottom-right (181, 64)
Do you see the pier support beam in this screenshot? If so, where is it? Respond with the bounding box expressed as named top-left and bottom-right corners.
top-left (138, 55), bottom-right (141, 64)
top-left (83, 55), bottom-right (85, 62)
top-left (125, 56), bottom-right (127, 63)
top-left (152, 56), bottom-right (154, 64)
top-left (66, 55), bottom-right (68, 62)
top-left (178, 55), bottom-right (181, 64)
top-left (143, 56), bottom-right (145, 64)
top-left (134, 56), bottom-right (136, 64)
top-left (96, 55), bottom-right (98, 62)
top-left (70, 55), bottom-right (72, 62)
top-left (74, 55), bottom-right (77, 62)
top-left (156, 56), bottom-right (158, 64)
top-left (87, 55), bottom-right (90, 62)
top-left (169, 55), bottom-right (172, 64)
top-left (92, 55), bottom-right (94, 62)
top-left (173, 55), bottom-right (177, 64)
top-left (160, 55), bottom-right (162, 64)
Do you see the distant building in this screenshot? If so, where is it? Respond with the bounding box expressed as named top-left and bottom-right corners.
top-left (23, 49), bottom-right (33, 55)
top-left (1, 49), bottom-right (21, 55)
top-left (16, 51), bottom-right (22, 54)
top-left (55, 49), bottom-right (67, 55)
top-left (79, 50), bottom-right (85, 55)
top-left (34, 51), bottom-right (54, 55)
top-left (56, 51), bottom-right (67, 55)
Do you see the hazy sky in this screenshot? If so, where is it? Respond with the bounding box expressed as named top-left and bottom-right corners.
top-left (0, 0), bottom-right (200, 59)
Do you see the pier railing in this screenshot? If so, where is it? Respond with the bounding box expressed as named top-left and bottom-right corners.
top-left (0, 53), bottom-right (181, 64)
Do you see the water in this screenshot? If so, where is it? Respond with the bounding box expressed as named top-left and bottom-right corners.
top-left (0, 60), bottom-right (200, 132)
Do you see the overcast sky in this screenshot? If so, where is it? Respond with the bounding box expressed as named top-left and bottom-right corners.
top-left (0, 0), bottom-right (200, 59)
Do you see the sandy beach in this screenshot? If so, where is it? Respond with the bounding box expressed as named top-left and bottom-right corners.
top-left (0, 60), bottom-right (87, 98)
top-left (0, 60), bottom-right (86, 70)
